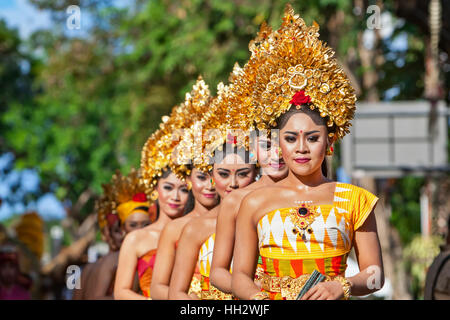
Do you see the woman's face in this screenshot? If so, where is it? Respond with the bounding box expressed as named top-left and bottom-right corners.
top-left (279, 112), bottom-right (329, 177)
top-left (212, 153), bottom-right (256, 198)
top-left (254, 136), bottom-right (288, 180)
top-left (109, 220), bottom-right (124, 248)
top-left (123, 212), bottom-right (151, 234)
top-left (156, 172), bottom-right (189, 218)
top-left (187, 168), bottom-right (218, 209)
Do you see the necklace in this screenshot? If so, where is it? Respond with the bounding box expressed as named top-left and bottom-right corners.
top-left (288, 200), bottom-right (320, 240)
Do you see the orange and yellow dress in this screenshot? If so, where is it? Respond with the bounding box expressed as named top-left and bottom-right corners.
top-left (198, 233), bottom-right (233, 300)
top-left (257, 183), bottom-right (378, 300)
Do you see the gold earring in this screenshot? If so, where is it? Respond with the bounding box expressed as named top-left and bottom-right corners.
top-left (150, 190), bottom-right (159, 201)
top-left (326, 145), bottom-right (334, 156)
top-left (210, 178), bottom-right (216, 188)
top-left (186, 181), bottom-right (192, 190)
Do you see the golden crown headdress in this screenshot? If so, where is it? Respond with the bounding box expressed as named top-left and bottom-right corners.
top-left (187, 22), bottom-right (282, 170)
top-left (141, 76), bottom-right (212, 189)
top-left (203, 4), bottom-right (355, 150)
top-left (172, 80), bottom-right (235, 174)
top-left (245, 4), bottom-right (356, 141)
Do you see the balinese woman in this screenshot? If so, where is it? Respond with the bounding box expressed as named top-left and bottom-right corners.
top-left (231, 6), bottom-right (384, 300)
top-left (150, 81), bottom-right (222, 300)
top-left (113, 168), bottom-right (190, 300)
top-left (114, 77), bottom-right (212, 300)
top-left (208, 45), bottom-right (291, 295)
top-left (84, 169), bottom-right (154, 300)
top-left (168, 139), bottom-right (258, 300)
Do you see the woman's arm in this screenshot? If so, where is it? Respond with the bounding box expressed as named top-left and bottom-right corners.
top-left (231, 195), bottom-right (261, 300)
top-left (168, 220), bottom-right (204, 300)
top-left (210, 194), bottom-right (240, 293)
top-left (72, 263), bottom-right (93, 300)
top-left (89, 254), bottom-right (117, 300)
top-left (150, 222), bottom-right (178, 300)
top-left (113, 231), bottom-right (147, 300)
top-left (347, 210), bottom-right (384, 295)
top-left (301, 210), bottom-right (384, 300)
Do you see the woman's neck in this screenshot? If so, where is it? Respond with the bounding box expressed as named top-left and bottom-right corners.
top-left (151, 210), bottom-right (175, 231)
top-left (259, 171), bottom-right (286, 184)
top-left (284, 167), bottom-right (329, 191)
top-left (191, 199), bottom-right (216, 217)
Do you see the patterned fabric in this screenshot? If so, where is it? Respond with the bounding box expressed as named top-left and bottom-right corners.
top-left (197, 233), bottom-right (235, 300)
top-left (200, 275), bottom-right (234, 300)
top-left (175, 240), bottom-right (202, 298)
top-left (257, 183), bottom-right (378, 260)
top-left (198, 233), bottom-right (215, 278)
top-left (260, 254), bottom-right (348, 300)
top-left (257, 183), bottom-right (378, 300)
top-left (137, 248), bottom-right (157, 298)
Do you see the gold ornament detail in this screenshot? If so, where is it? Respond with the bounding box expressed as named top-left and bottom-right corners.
top-left (150, 190), bottom-right (159, 201)
top-left (219, 4), bottom-right (356, 142)
top-left (333, 275), bottom-right (352, 300)
top-left (141, 76), bottom-right (212, 192)
top-left (288, 201), bottom-right (320, 240)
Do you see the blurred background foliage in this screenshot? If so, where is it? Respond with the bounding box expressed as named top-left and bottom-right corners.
top-left (0, 0), bottom-right (449, 299)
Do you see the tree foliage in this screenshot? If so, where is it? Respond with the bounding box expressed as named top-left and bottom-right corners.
top-left (0, 0), bottom-right (447, 222)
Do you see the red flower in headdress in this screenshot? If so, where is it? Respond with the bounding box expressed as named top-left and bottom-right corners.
top-left (132, 193), bottom-right (147, 202)
top-left (290, 90), bottom-right (311, 105)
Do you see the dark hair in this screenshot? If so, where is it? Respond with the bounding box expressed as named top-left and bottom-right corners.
top-left (275, 104), bottom-right (336, 178)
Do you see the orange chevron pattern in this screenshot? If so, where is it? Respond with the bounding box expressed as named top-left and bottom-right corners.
top-left (257, 183), bottom-right (378, 260)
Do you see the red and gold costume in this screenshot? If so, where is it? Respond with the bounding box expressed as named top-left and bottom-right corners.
top-left (137, 249), bottom-right (157, 298)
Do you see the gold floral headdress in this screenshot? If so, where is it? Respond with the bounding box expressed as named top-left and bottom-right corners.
top-left (172, 80), bottom-right (236, 174)
top-left (246, 4), bottom-right (356, 141)
top-left (141, 76), bottom-right (212, 189)
top-left (212, 4), bottom-right (355, 146)
top-left (169, 5), bottom-right (356, 173)
top-left (186, 23), bottom-right (283, 170)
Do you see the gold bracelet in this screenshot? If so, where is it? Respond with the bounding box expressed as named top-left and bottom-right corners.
top-left (250, 291), bottom-right (270, 300)
top-left (333, 276), bottom-right (351, 300)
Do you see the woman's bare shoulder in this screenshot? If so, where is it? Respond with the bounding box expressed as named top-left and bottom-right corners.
top-left (123, 227), bottom-right (153, 246)
top-left (164, 215), bottom-right (192, 235)
top-left (242, 184), bottom-right (292, 205)
top-left (180, 214), bottom-right (215, 243)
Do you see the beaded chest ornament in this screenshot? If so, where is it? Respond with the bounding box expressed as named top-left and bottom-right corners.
top-left (289, 200), bottom-right (320, 240)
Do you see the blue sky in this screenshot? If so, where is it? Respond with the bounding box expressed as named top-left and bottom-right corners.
top-left (0, 153), bottom-right (66, 221)
top-left (0, 0), bottom-right (52, 39)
